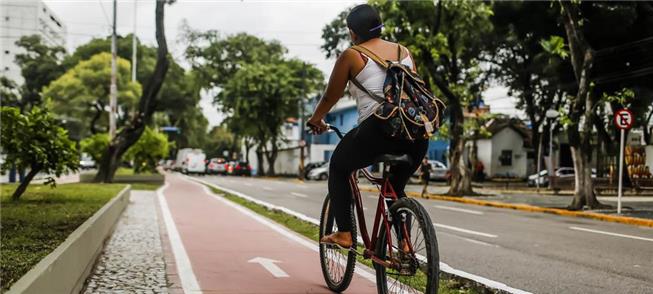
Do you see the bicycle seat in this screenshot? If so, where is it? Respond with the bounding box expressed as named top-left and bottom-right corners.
top-left (373, 154), bottom-right (413, 166)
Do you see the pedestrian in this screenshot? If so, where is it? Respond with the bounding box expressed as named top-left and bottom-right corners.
top-left (420, 157), bottom-right (432, 197)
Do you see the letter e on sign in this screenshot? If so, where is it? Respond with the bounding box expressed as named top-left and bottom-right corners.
top-left (614, 109), bottom-right (634, 130)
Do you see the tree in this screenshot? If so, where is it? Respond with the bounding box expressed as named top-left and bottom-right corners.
top-left (124, 127), bottom-right (169, 173)
top-left (322, 0), bottom-right (493, 195)
top-left (552, 1), bottom-right (653, 209)
top-left (0, 76), bottom-right (20, 107)
top-left (42, 52), bottom-right (142, 136)
top-left (204, 125), bottom-right (235, 159)
top-left (80, 133), bottom-right (110, 163)
top-left (13, 35), bottom-right (66, 110)
top-left (0, 107), bottom-right (79, 200)
top-left (66, 34), bottom-right (204, 144)
top-left (94, 0), bottom-right (172, 182)
top-left (217, 60), bottom-right (323, 175)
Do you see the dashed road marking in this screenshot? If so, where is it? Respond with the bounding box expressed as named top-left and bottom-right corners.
top-left (262, 186), bottom-right (274, 191)
top-left (569, 226), bottom-right (653, 242)
top-left (434, 222), bottom-right (498, 238)
top-left (434, 205), bottom-right (484, 215)
top-left (440, 231), bottom-right (499, 247)
top-left (291, 192), bottom-right (308, 198)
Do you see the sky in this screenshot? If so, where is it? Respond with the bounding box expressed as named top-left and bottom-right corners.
top-left (43, 0), bottom-right (520, 128)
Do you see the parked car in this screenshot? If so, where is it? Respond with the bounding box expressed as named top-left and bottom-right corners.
top-left (308, 162), bottom-right (329, 180)
top-left (229, 161), bottom-right (252, 176)
top-left (527, 167), bottom-right (597, 186)
top-left (162, 160), bottom-right (175, 171)
top-left (79, 153), bottom-right (96, 170)
top-left (181, 150), bottom-right (206, 175)
top-left (207, 158), bottom-right (227, 175)
top-left (303, 161), bottom-right (326, 179)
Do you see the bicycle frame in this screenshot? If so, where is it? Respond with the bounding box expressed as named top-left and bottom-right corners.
top-left (311, 124), bottom-right (414, 270)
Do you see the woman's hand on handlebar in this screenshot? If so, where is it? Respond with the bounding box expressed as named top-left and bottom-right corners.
top-left (307, 116), bottom-right (328, 134)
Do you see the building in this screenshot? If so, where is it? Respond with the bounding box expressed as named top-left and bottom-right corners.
top-left (1, 0), bottom-right (67, 85)
top-left (475, 117), bottom-right (533, 179)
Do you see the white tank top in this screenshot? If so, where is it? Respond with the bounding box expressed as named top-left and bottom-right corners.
top-left (349, 53), bottom-right (414, 123)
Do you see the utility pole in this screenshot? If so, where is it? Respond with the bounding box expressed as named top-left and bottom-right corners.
top-left (109, 0), bottom-right (118, 139)
top-left (131, 0), bottom-right (137, 82)
top-left (298, 63), bottom-right (306, 181)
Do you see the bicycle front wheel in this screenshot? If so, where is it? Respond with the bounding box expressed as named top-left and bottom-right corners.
top-left (375, 197), bottom-right (439, 294)
top-left (319, 194), bottom-right (357, 292)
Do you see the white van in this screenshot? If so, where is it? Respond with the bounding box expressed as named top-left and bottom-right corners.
top-left (183, 150), bottom-right (206, 175)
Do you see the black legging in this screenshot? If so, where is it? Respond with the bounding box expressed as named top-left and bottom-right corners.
top-left (328, 116), bottom-right (428, 232)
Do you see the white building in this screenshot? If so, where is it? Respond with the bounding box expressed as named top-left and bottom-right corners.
top-left (475, 118), bottom-right (532, 179)
top-left (1, 0), bottom-right (67, 85)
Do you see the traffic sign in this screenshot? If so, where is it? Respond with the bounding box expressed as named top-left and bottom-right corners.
top-left (614, 109), bottom-right (634, 130)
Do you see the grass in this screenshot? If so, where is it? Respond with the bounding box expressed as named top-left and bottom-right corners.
top-left (205, 185), bottom-right (478, 294)
top-left (80, 168), bottom-right (164, 191)
top-left (0, 183), bottom-right (127, 291)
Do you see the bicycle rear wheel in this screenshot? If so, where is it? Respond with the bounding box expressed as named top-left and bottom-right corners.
top-left (375, 197), bottom-right (439, 294)
top-left (319, 194), bottom-right (357, 292)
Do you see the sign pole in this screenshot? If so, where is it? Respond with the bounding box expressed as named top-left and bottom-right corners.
top-left (617, 128), bottom-right (625, 214)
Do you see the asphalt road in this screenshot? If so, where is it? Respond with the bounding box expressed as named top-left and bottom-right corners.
top-left (192, 175), bottom-right (653, 294)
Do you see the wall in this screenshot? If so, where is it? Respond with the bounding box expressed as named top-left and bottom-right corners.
top-left (647, 146), bottom-right (653, 174)
top-left (490, 128), bottom-right (528, 178)
top-left (476, 139), bottom-right (493, 176)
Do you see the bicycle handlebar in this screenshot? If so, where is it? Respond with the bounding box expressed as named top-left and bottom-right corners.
top-left (306, 122), bottom-right (344, 139)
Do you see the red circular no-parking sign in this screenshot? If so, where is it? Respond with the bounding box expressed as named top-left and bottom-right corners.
top-left (614, 109), bottom-right (634, 130)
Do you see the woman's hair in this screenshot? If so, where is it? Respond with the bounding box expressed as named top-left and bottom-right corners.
top-left (346, 4), bottom-right (383, 42)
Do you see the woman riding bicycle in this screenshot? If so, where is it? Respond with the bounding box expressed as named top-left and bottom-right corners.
top-left (307, 4), bottom-right (428, 250)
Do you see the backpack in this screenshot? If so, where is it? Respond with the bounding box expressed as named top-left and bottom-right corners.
top-left (349, 45), bottom-right (446, 141)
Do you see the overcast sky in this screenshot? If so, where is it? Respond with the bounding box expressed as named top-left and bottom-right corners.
top-left (43, 0), bottom-right (519, 128)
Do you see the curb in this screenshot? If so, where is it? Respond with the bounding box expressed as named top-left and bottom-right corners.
top-left (358, 187), bottom-right (653, 228)
top-left (7, 185), bottom-right (131, 294)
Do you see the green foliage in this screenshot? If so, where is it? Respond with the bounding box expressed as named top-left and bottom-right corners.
top-left (540, 36), bottom-right (569, 59)
top-left (124, 127), bottom-right (170, 173)
top-left (0, 76), bottom-right (20, 107)
top-left (204, 125), bottom-right (235, 159)
top-left (80, 133), bottom-right (110, 162)
top-left (602, 88), bottom-right (635, 107)
top-left (13, 35), bottom-right (66, 109)
top-left (0, 107), bottom-right (79, 199)
top-left (0, 183), bottom-right (126, 290)
top-left (42, 52), bottom-right (142, 137)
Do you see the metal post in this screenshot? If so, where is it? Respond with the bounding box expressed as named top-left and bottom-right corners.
top-left (549, 121), bottom-right (554, 188)
top-left (109, 0), bottom-right (118, 139)
top-left (131, 0), bottom-right (137, 82)
top-left (617, 128), bottom-right (625, 214)
top-left (298, 63), bottom-right (306, 180)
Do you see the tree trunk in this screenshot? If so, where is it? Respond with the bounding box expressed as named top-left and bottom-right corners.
top-left (244, 137), bottom-right (253, 164)
top-left (264, 143), bottom-right (278, 176)
top-left (94, 0), bottom-right (169, 182)
top-left (255, 146), bottom-right (265, 176)
top-left (12, 166), bottom-right (40, 201)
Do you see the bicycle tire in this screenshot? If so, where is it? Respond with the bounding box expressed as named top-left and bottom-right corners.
top-left (319, 194), bottom-right (357, 292)
top-left (374, 197), bottom-right (439, 294)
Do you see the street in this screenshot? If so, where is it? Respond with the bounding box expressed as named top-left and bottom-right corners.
top-left (191, 175), bottom-right (653, 294)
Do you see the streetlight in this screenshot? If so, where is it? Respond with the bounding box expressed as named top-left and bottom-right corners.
top-left (545, 109), bottom-right (560, 189)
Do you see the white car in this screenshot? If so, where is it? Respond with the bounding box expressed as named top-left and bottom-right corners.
top-left (182, 150), bottom-right (206, 175)
top-left (412, 160), bottom-right (449, 181)
top-left (308, 162), bottom-right (329, 180)
top-left (527, 168), bottom-right (597, 186)
top-left (79, 153), bottom-right (96, 170)
top-left (207, 158), bottom-right (227, 175)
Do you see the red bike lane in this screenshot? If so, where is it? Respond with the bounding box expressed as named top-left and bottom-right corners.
top-left (158, 174), bottom-right (377, 293)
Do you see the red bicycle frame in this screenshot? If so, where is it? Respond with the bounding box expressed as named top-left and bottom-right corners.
top-left (348, 168), bottom-right (412, 269)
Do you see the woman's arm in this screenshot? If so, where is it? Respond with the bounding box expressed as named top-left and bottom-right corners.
top-left (307, 49), bottom-right (357, 133)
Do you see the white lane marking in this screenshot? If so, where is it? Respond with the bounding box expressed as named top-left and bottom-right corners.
top-left (434, 205), bottom-right (484, 215)
top-left (248, 257), bottom-right (289, 278)
top-left (156, 183), bottom-right (203, 294)
top-left (290, 192), bottom-right (308, 198)
top-left (363, 207), bottom-right (368, 211)
top-left (440, 231), bottom-right (499, 248)
top-left (262, 186), bottom-right (274, 191)
top-left (189, 177), bottom-right (531, 294)
top-left (433, 222), bottom-right (498, 238)
top-left (368, 195), bottom-right (377, 199)
top-left (569, 226), bottom-right (653, 242)
top-left (244, 183), bottom-right (253, 187)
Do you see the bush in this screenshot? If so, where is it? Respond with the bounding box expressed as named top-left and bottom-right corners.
top-left (80, 133), bottom-right (110, 162)
top-left (124, 127), bottom-right (169, 173)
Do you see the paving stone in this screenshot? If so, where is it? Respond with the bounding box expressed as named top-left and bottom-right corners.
top-left (83, 191), bottom-right (168, 293)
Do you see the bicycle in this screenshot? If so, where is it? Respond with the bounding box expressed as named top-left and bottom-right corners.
top-left (314, 125), bottom-right (439, 294)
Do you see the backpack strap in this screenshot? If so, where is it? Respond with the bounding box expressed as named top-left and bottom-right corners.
top-left (351, 45), bottom-right (389, 69)
top-left (349, 78), bottom-right (386, 104)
